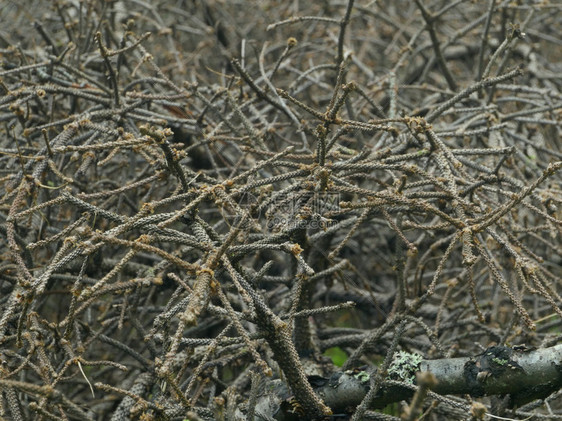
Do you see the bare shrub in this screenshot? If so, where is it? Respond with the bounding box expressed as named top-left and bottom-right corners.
top-left (0, 1), bottom-right (561, 420)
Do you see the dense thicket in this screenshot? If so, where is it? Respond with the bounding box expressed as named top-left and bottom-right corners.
top-left (0, 1), bottom-right (561, 420)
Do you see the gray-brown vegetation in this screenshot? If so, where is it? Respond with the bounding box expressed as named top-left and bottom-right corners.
top-left (0, 1), bottom-right (561, 420)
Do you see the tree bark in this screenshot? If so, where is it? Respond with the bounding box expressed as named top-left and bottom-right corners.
top-left (253, 344), bottom-right (562, 420)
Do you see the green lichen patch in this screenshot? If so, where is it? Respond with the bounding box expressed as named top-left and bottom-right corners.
top-left (387, 351), bottom-right (423, 384)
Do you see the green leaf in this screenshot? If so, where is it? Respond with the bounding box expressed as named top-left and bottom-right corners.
top-left (324, 347), bottom-right (348, 367)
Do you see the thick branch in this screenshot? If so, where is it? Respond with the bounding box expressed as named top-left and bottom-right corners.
top-left (254, 344), bottom-right (562, 420)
